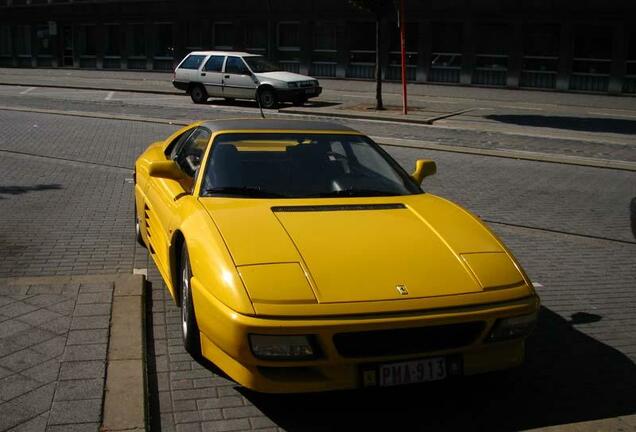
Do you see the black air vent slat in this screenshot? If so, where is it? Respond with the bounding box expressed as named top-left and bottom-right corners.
top-left (272, 204), bottom-right (405, 212)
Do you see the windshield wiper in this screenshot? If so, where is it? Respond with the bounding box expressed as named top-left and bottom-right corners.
top-left (203, 186), bottom-right (287, 198)
top-left (309, 189), bottom-right (401, 198)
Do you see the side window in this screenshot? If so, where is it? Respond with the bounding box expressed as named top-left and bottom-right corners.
top-left (203, 55), bottom-right (225, 72)
top-left (174, 128), bottom-right (212, 178)
top-left (225, 56), bottom-right (249, 74)
top-left (165, 128), bottom-right (195, 159)
top-left (178, 54), bottom-right (206, 70)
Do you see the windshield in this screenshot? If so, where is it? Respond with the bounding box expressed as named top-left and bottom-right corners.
top-left (243, 56), bottom-right (281, 73)
top-left (201, 133), bottom-right (421, 199)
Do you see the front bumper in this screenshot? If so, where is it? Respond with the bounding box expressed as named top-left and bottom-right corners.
top-left (192, 277), bottom-right (539, 393)
top-left (275, 86), bottom-right (323, 102)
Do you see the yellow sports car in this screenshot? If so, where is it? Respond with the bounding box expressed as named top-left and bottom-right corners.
top-left (134, 119), bottom-right (539, 393)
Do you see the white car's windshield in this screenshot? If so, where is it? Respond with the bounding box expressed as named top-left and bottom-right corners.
top-left (243, 56), bottom-right (281, 73)
top-left (201, 133), bottom-right (421, 198)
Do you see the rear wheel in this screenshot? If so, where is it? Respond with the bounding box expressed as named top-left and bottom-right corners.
top-left (258, 88), bottom-right (278, 109)
top-left (190, 84), bottom-right (208, 104)
top-left (180, 245), bottom-right (201, 356)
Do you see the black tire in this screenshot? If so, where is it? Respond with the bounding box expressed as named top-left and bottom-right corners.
top-left (258, 88), bottom-right (278, 109)
top-left (190, 84), bottom-right (208, 104)
top-left (134, 202), bottom-right (146, 248)
top-left (180, 245), bottom-right (201, 356)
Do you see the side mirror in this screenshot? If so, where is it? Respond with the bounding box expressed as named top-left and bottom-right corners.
top-left (148, 160), bottom-right (185, 181)
top-left (411, 159), bottom-right (436, 184)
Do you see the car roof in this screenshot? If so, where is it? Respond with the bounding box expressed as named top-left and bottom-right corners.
top-left (188, 51), bottom-right (260, 57)
top-left (200, 119), bottom-right (358, 134)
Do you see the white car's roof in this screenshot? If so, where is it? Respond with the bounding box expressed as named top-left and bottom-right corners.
top-left (187, 51), bottom-right (260, 57)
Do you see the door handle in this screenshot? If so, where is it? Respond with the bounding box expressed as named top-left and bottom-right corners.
top-left (224, 75), bottom-right (230, 78)
top-left (201, 72), bottom-right (206, 76)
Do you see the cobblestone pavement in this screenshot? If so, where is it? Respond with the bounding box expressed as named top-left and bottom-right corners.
top-left (1, 109), bottom-right (635, 431)
top-left (1, 86), bottom-right (635, 162)
top-left (0, 279), bottom-right (113, 432)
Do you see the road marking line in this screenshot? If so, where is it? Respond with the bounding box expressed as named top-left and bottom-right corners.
top-left (105, 91), bottom-right (115, 101)
top-left (19, 87), bottom-right (36, 95)
top-left (133, 268), bottom-right (147, 276)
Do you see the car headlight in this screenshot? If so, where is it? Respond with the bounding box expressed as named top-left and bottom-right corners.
top-left (287, 82), bottom-right (299, 88)
top-left (249, 334), bottom-right (317, 360)
top-left (487, 313), bottom-right (537, 342)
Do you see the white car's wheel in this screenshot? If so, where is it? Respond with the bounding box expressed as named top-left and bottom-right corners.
top-left (190, 85), bottom-right (208, 104)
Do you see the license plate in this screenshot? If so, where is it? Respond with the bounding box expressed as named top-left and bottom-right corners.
top-left (362, 357), bottom-right (449, 388)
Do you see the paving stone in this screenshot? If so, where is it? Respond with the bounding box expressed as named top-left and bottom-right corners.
top-left (222, 406), bottom-right (264, 420)
top-left (23, 295), bottom-right (66, 308)
top-left (46, 423), bottom-right (100, 432)
top-left (48, 399), bottom-right (102, 425)
top-left (201, 418), bottom-right (251, 432)
top-left (0, 319), bottom-right (31, 338)
top-left (0, 348), bottom-right (53, 373)
top-left (73, 304), bottom-right (110, 317)
top-left (8, 412), bottom-right (48, 432)
top-left (76, 292), bottom-right (112, 305)
top-left (66, 329), bottom-right (108, 346)
top-left (0, 383), bottom-right (55, 430)
top-left (62, 344), bottom-right (107, 362)
top-left (196, 397), bottom-right (244, 410)
top-left (15, 308), bottom-right (64, 327)
top-left (54, 378), bottom-right (103, 401)
top-left (0, 373), bottom-right (43, 401)
top-left (58, 360), bottom-right (105, 380)
top-left (45, 299), bottom-right (75, 316)
top-left (21, 358), bottom-right (61, 384)
top-left (0, 302), bottom-right (38, 318)
top-left (70, 315), bottom-right (110, 330)
top-left (30, 336), bottom-right (66, 357)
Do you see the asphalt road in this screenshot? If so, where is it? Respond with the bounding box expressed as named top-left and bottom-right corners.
top-left (0, 87), bottom-right (635, 431)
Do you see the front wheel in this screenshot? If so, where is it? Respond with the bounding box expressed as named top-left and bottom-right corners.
top-left (190, 84), bottom-right (208, 104)
top-left (257, 88), bottom-right (278, 109)
top-left (180, 245), bottom-right (201, 356)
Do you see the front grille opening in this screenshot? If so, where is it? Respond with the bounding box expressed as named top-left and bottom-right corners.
top-left (257, 366), bottom-right (325, 383)
top-left (333, 322), bottom-right (485, 358)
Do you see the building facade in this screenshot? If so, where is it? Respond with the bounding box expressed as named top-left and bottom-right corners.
top-left (1, 0), bottom-right (635, 95)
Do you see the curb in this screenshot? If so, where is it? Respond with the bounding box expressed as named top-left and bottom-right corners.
top-left (1, 104), bottom-right (634, 172)
top-left (0, 81), bottom-right (180, 96)
top-left (280, 107), bottom-right (439, 125)
top-left (102, 274), bottom-right (147, 432)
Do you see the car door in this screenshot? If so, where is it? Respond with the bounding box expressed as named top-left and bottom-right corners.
top-left (201, 55), bottom-right (226, 97)
top-left (222, 56), bottom-right (257, 99)
top-left (144, 127), bottom-right (212, 276)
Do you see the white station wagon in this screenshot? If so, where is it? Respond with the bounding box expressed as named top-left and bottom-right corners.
top-left (172, 51), bottom-right (322, 108)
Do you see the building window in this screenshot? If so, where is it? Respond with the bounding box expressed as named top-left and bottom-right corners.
top-left (387, 22), bottom-right (418, 81)
top-left (0, 25), bottom-right (11, 56)
top-left (430, 22), bottom-right (462, 83)
top-left (154, 22), bottom-right (174, 58)
top-left (627, 30), bottom-right (636, 76)
top-left (570, 24), bottom-right (612, 92)
top-left (78, 24), bottom-right (96, 56)
top-left (34, 23), bottom-right (52, 55)
top-left (277, 22), bottom-right (300, 51)
top-left (520, 24), bottom-right (559, 89)
top-left (128, 23), bottom-right (145, 57)
top-left (104, 24), bottom-right (120, 56)
top-left (473, 23), bottom-right (509, 86)
top-left (314, 21), bottom-right (336, 52)
top-left (348, 21), bottom-right (375, 64)
top-left (186, 20), bottom-right (202, 49)
top-left (213, 22), bottom-right (233, 49)
top-left (16, 25), bottom-right (31, 55)
top-left (311, 21), bottom-right (337, 76)
top-left (245, 21), bottom-right (267, 54)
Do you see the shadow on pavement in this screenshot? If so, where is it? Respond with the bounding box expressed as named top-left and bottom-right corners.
top-left (206, 99), bottom-right (341, 109)
top-left (242, 307), bottom-right (636, 431)
top-left (486, 114), bottom-right (636, 135)
top-left (0, 183), bottom-right (62, 199)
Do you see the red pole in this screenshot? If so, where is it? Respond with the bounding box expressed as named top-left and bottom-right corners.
top-left (399, 0), bottom-right (407, 115)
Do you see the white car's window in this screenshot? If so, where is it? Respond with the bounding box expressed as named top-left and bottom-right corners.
top-left (225, 56), bottom-right (250, 75)
top-left (179, 54), bottom-right (206, 70)
top-left (203, 55), bottom-right (225, 72)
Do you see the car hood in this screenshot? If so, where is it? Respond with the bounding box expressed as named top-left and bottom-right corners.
top-left (200, 194), bottom-right (529, 310)
top-left (255, 71), bottom-right (315, 83)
